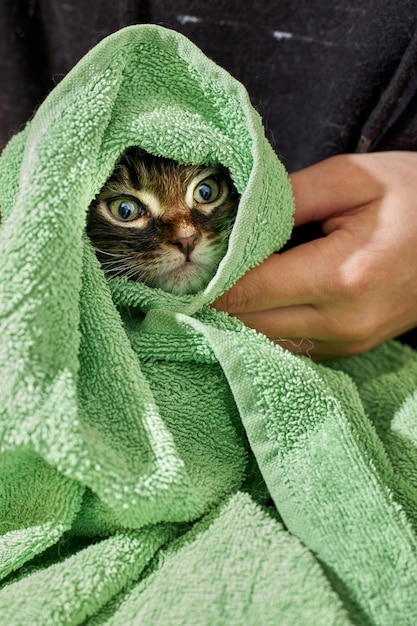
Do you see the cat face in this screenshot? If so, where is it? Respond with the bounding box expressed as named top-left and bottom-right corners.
top-left (87, 148), bottom-right (239, 294)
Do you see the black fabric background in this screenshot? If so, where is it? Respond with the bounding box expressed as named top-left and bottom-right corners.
top-left (2, 0), bottom-right (417, 168)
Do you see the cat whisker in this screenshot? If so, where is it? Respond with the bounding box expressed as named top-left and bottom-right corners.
top-left (99, 258), bottom-right (135, 269)
top-left (103, 262), bottom-right (135, 277)
top-left (86, 146), bottom-right (239, 294)
top-left (92, 247), bottom-right (132, 260)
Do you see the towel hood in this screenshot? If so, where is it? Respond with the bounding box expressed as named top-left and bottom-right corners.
top-left (0, 24), bottom-right (294, 314)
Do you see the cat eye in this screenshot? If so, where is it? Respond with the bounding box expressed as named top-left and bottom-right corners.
top-left (193, 177), bottom-right (222, 204)
top-left (108, 197), bottom-right (145, 222)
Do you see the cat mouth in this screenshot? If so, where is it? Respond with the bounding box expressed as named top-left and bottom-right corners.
top-left (173, 258), bottom-right (200, 276)
top-left (171, 247), bottom-right (199, 268)
top-left (155, 255), bottom-right (214, 294)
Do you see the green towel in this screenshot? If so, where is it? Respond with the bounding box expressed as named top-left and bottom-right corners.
top-left (1, 23), bottom-right (417, 626)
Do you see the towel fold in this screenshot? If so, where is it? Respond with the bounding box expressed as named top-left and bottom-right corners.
top-left (1, 24), bottom-right (417, 626)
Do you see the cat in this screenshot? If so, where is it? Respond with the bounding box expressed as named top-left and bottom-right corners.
top-left (87, 147), bottom-right (239, 295)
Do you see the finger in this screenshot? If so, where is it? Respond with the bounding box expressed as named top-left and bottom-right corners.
top-left (213, 249), bottom-right (314, 313)
top-left (214, 233), bottom-right (345, 314)
top-left (290, 154), bottom-right (384, 227)
top-left (273, 337), bottom-right (317, 358)
top-left (274, 339), bottom-right (354, 360)
top-left (239, 305), bottom-right (388, 359)
top-left (235, 305), bottom-right (374, 357)
top-left (235, 304), bottom-right (330, 341)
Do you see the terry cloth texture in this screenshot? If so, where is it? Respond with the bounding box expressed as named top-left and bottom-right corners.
top-left (1, 24), bottom-right (417, 626)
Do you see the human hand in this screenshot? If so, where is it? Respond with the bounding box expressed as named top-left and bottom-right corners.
top-left (213, 152), bottom-right (417, 359)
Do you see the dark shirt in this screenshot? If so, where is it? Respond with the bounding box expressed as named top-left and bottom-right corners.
top-left (2, 0), bottom-right (417, 170)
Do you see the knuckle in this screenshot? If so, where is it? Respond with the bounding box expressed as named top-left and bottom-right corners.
top-left (324, 310), bottom-right (378, 345)
top-left (220, 280), bottom-right (256, 313)
top-left (324, 260), bottom-right (381, 343)
top-left (333, 263), bottom-right (373, 299)
top-left (339, 339), bottom-right (375, 357)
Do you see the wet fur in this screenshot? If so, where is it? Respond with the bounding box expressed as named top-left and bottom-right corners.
top-left (87, 147), bottom-right (239, 294)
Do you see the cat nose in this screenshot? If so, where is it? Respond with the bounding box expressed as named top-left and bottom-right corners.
top-left (172, 233), bottom-right (200, 255)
